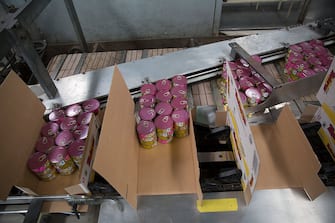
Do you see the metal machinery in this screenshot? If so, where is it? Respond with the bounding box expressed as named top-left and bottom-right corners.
top-left (1, 1), bottom-right (335, 223)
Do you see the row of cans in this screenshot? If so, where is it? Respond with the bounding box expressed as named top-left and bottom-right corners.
top-left (27, 99), bottom-right (100, 181)
top-left (136, 75), bottom-right (189, 149)
top-left (285, 39), bottom-right (333, 81)
top-left (137, 109), bottom-right (190, 149)
top-left (219, 56), bottom-right (273, 107)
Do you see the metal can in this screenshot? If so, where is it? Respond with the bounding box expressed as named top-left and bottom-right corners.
top-left (257, 82), bottom-right (272, 100)
top-left (68, 140), bottom-right (86, 168)
top-left (245, 87), bottom-right (262, 106)
top-left (141, 83), bottom-right (157, 96)
top-left (155, 79), bottom-right (171, 91)
top-left (48, 146), bottom-right (76, 175)
top-left (172, 75), bottom-right (187, 87)
top-left (82, 98), bottom-right (100, 114)
top-left (236, 66), bottom-right (251, 79)
top-left (73, 125), bottom-right (89, 140)
top-left (139, 94), bottom-right (155, 108)
top-left (41, 122), bottom-right (59, 137)
top-left (65, 104), bottom-right (82, 117)
top-left (155, 102), bottom-right (173, 116)
top-left (60, 117), bottom-right (78, 131)
top-left (171, 97), bottom-right (188, 110)
top-left (239, 77), bottom-right (255, 91)
top-left (35, 136), bottom-right (55, 154)
top-left (171, 109), bottom-right (189, 138)
top-left (171, 86), bottom-right (187, 98)
top-left (55, 130), bottom-right (74, 147)
top-left (136, 120), bottom-right (157, 149)
top-left (139, 107), bottom-right (156, 121)
top-left (77, 112), bottom-right (93, 126)
top-left (48, 109), bottom-right (65, 123)
top-left (28, 152), bottom-right (57, 181)
top-left (156, 90), bottom-right (172, 103)
top-left (154, 115), bottom-right (174, 144)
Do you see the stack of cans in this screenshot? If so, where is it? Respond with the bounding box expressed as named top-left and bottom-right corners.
top-left (27, 98), bottom-right (100, 181)
top-left (284, 39), bottom-right (333, 81)
top-left (218, 55), bottom-right (273, 107)
top-left (136, 75), bottom-right (190, 149)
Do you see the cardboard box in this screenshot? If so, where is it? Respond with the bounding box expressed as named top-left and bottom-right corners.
top-left (225, 62), bottom-right (326, 203)
top-left (93, 66), bottom-right (202, 209)
top-left (313, 106), bottom-right (335, 159)
top-left (314, 58), bottom-right (335, 159)
top-left (316, 58), bottom-right (335, 114)
top-left (0, 72), bottom-right (100, 207)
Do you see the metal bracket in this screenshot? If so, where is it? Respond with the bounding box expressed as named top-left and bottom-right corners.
top-left (228, 42), bottom-right (327, 114)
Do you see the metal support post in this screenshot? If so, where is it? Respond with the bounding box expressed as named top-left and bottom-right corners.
top-left (6, 25), bottom-right (58, 98)
top-left (23, 199), bottom-right (43, 223)
top-left (64, 0), bottom-right (89, 52)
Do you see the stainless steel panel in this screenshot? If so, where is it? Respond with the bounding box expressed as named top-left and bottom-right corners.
top-left (97, 187), bottom-right (335, 223)
top-left (38, 24), bottom-right (324, 111)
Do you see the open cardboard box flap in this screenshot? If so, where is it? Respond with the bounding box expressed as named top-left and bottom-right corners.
top-left (93, 66), bottom-right (201, 209)
top-left (252, 106), bottom-right (326, 200)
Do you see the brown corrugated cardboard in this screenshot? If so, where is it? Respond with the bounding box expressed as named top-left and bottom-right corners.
top-left (0, 72), bottom-right (100, 210)
top-left (225, 60), bottom-right (326, 203)
top-left (253, 106), bottom-right (326, 200)
top-left (94, 66), bottom-right (201, 209)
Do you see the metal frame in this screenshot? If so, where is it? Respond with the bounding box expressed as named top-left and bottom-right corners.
top-left (0, 0), bottom-right (57, 98)
top-left (36, 20), bottom-right (334, 112)
top-left (63, 0), bottom-right (89, 53)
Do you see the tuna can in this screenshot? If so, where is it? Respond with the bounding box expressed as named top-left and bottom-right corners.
top-left (55, 130), bottom-right (74, 147)
top-left (319, 55), bottom-right (333, 67)
top-left (139, 107), bottom-right (156, 121)
top-left (36, 136), bottom-right (55, 154)
top-left (48, 146), bottom-right (76, 175)
top-left (156, 90), bottom-right (172, 103)
top-left (309, 39), bottom-right (323, 46)
top-left (73, 125), bottom-right (89, 140)
top-left (258, 82), bottom-right (272, 99)
top-left (155, 102), bottom-right (173, 116)
top-left (82, 99), bottom-right (100, 114)
top-left (48, 109), bottom-right (65, 123)
top-left (239, 77), bottom-right (255, 91)
top-left (308, 57), bottom-right (322, 67)
top-left (313, 45), bottom-right (329, 57)
top-left (60, 117), bottom-right (78, 131)
top-left (141, 83), bottom-right (157, 96)
top-left (171, 109), bottom-right (189, 138)
top-left (136, 120), bottom-right (157, 149)
top-left (68, 140), bottom-right (86, 168)
top-left (171, 86), bottom-right (187, 98)
top-left (28, 152), bottom-right (57, 181)
top-left (245, 87), bottom-right (262, 106)
top-left (155, 79), bottom-right (171, 91)
top-left (65, 104), bottom-right (82, 117)
top-left (139, 94), bottom-right (155, 108)
top-left (77, 112), bottom-right (93, 126)
top-left (289, 44), bottom-right (303, 53)
top-left (154, 115), bottom-right (174, 144)
top-left (172, 75), bottom-right (187, 87)
top-left (41, 122), bottom-right (59, 137)
top-left (171, 97), bottom-right (188, 110)
top-left (299, 41), bottom-right (313, 50)
top-left (236, 67), bottom-right (251, 78)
